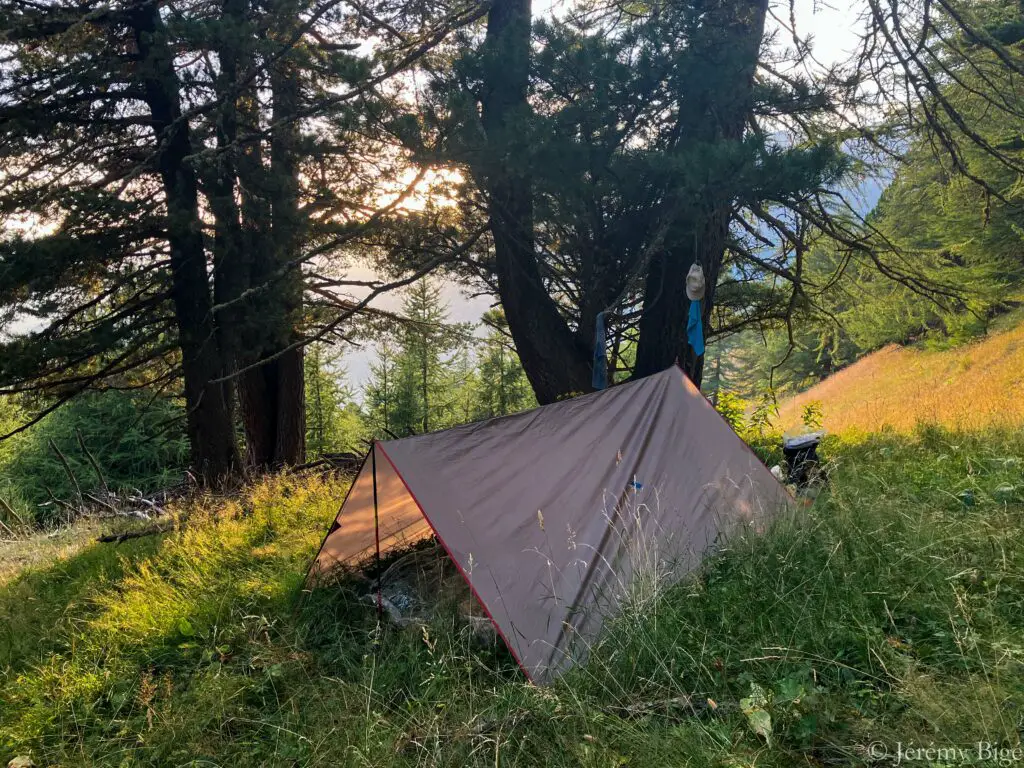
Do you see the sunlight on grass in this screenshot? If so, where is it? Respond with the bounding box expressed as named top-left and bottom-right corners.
top-left (776, 322), bottom-right (1024, 433)
top-left (1, 432), bottom-right (1022, 766)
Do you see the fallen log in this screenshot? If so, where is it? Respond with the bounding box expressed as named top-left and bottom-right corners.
top-left (97, 523), bottom-right (175, 544)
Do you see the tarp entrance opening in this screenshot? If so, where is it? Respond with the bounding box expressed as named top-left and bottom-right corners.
top-left (307, 366), bottom-right (790, 684)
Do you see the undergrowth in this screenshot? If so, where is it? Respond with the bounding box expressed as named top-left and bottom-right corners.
top-left (1, 426), bottom-right (1022, 766)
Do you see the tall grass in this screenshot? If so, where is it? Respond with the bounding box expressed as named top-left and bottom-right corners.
top-left (1, 428), bottom-right (1022, 766)
top-left (776, 321), bottom-right (1024, 433)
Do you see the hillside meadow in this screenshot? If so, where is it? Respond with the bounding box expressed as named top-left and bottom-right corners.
top-left (775, 321), bottom-right (1024, 434)
top-left (2, 426), bottom-right (1023, 766)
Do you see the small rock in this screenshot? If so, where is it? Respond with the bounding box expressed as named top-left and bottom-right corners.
top-left (8, 757), bottom-right (36, 768)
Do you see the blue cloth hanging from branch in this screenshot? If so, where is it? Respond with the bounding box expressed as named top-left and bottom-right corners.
top-left (592, 311), bottom-right (608, 390)
top-left (687, 299), bottom-right (705, 358)
top-left (685, 263), bottom-right (706, 359)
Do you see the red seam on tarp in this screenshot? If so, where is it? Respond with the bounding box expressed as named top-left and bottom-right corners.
top-left (375, 442), bottom-right (534, 683)
top-left (303, 448), bottom-right (373, 586)
top-left (674, 363), bottom-right (793, 499)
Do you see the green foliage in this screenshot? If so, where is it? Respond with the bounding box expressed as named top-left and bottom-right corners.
top-left (713, 391), bottom-right (747, 432)
top-left (1, 429), bottom-right (1022, 765)
top-left (746, 395), bottom-right (780, 441)
top-left (727, 309), bottom-right (863, 398)
top-left (363, 287), bottom-right (534, 438)
top-left (363, 280), bottom-right (473, 437)
top-left (468, 310), bottom-right (536, 420)
top-left (729, 2), bottom-right (1024, 397)
top-left (0, 392), bottom-right (187, 524)
top-left (801, 401), bottom-right (824, 431)
top-left (425, 0), bottom-right (855, 382)
top-left (303, 343), bottom-right (366, 458)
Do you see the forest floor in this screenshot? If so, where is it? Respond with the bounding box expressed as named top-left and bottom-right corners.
top-left (2, 426), bottom-right (1023, 766)
top-left (775, 313), bottom-right (1024, 434)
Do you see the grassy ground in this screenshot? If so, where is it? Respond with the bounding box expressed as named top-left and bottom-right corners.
top-left (1, 428), bottom-right (1023, 766)
top-left (775, 319), bottom-right (1024, 433)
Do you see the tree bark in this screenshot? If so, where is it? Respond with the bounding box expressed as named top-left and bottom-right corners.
top-left (234, 80), bottom-right (279, 469)
top-left (208, 0), bottom-right (248, 435)
top-left (208, 0), bottom-right (305, 471)
top-left (266, 8), bottom-right (306, 467)
top-left (632, 0), bottom-right (769, 387)
top-left (131, 3), bottom-right (239, 482)
top-left (480, 0), bottom-right (593, 404)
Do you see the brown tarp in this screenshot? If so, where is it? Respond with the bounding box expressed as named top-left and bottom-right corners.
top-left (309, 366), bottom-right (789, 683)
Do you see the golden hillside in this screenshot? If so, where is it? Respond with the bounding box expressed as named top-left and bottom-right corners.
top-left (775, 321), bottom-right (1024, 434)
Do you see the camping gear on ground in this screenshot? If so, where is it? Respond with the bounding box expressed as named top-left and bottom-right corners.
top-left (782, 432), bottom-right (825, 488)
top-left (307, 366), bottom-right (790, 684)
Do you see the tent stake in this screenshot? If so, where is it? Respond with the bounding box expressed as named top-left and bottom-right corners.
top-left (371, 443), bottom-right (383, 619)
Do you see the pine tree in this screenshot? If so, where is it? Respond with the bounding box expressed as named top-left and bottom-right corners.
top-left (0, 0), bottom-right (481, 478)
top-left (471, 311), bottom-right (535, 419)
top-left (423, 0), bottom-right (857, 400)
top-left (400, 0), bottom-right (1024, 403)
top-left (396, 279), bottom-right (470, 433)
top-left (303, 343), bottom-right (364, 458)
top-left (362, 279), bottom-right (470, 436)
top-left (363, 339), bottom-right (401, 439)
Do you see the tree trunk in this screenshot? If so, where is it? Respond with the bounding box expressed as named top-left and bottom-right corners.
top-left (421, 340), bottom-right (429, 432)
top-left (234, 78), bottom-right (279, 470)
top-left (208, 0), bottom-right (248, 436)
top-left (267, 10), bottom-right (306, 466)
top-left (221, 0), bottom-right (307, 473)
top-left (480, 0), bottom-right (593, 404)
top-left (633, 208), bottom-right (731, 384)
top-left (632, 0), bottom-right (769, 388)
top-left (131, 3), bottom-right (239, 482)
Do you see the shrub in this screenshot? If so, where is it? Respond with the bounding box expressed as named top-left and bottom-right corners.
top-left (0, 391), bottom-right (188, 524)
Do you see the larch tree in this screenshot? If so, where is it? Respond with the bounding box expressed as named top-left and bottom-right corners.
top-left (363, 339), bottom-right (401, 439)
top-left (303, 342), bottom-right (363, 458)
top-left (471, 310), bottom-right (535, 419)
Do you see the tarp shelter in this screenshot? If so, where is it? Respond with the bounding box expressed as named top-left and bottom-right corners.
top-left (307, 366), bottom-right (789, 683)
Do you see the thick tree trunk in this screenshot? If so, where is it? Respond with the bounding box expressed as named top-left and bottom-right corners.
top-left (208, 0), bottom-right (248, 433)
top-left (225, 1), bottom-right (306, 471)
top-left (632, 0), bottom-right (769, 387)
top-left (633, 209), bottom-right (731, 383)
top-left (131, 4), bottom-right (239, 482)
top-left (206, 0), bottom-right (305, 471)
top-left (234, 83), bottom-right (280, 469)
top-left (266, 13), bottom-right (306, 467)
top-left (480, 0), bottom-right (592, 404)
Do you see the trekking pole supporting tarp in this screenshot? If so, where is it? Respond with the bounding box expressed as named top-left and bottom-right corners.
top-left (371, 443), bottom-right (383, 618)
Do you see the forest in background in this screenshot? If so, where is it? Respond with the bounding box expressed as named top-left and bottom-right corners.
top-left (0, 277), bottom-right (538, 525)
top-left (3, 0), bottom-right (1024, 525)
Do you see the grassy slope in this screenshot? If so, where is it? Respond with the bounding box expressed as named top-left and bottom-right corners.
top-left (1, 430), bottom-right (1023, 766)
top-left (775, 320), bottom-right (1024, 434)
